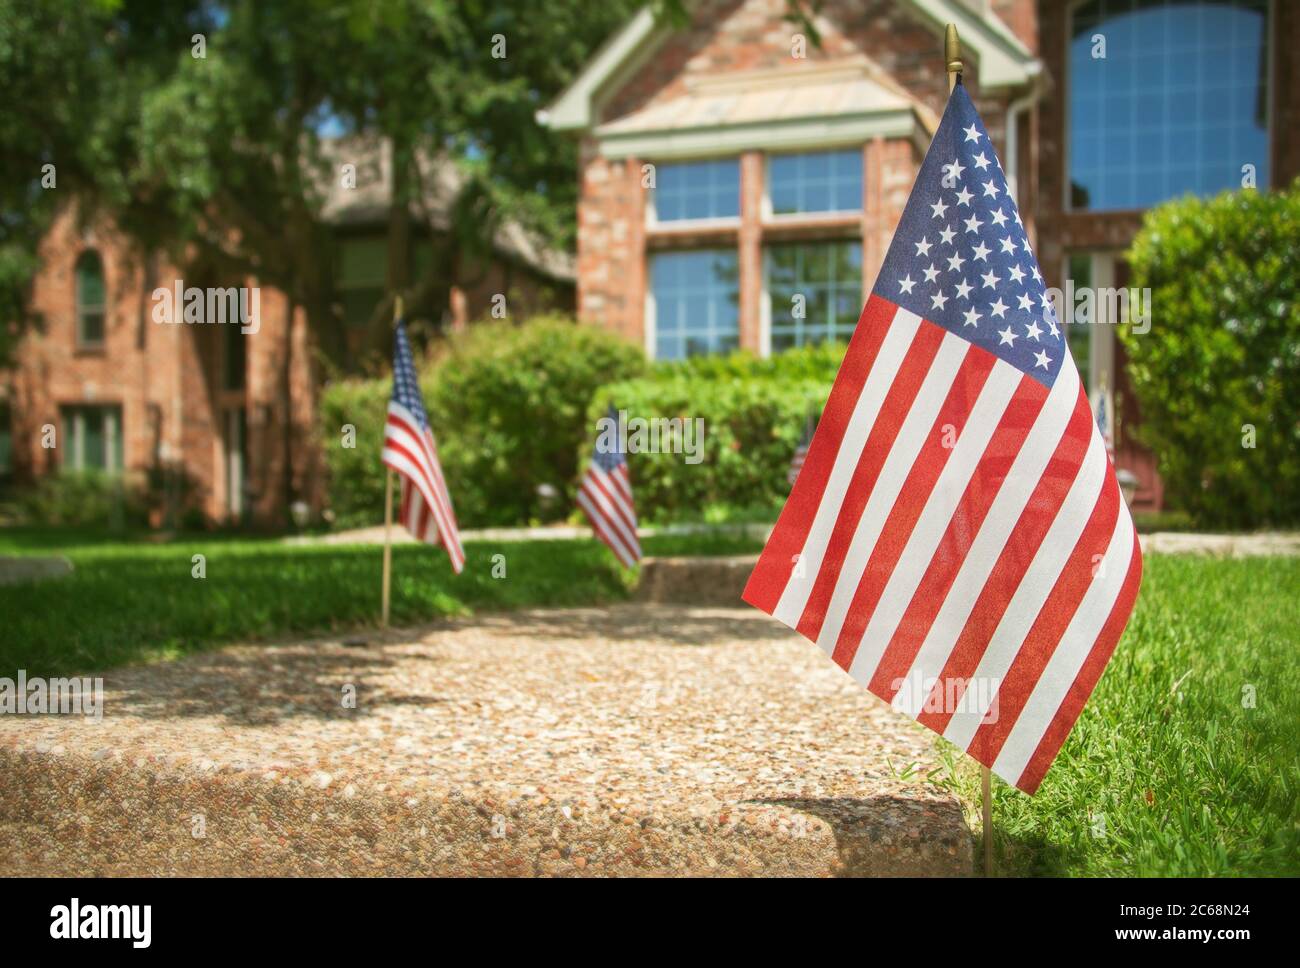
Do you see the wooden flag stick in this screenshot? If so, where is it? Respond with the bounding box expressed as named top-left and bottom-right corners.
top-left (380, 295), bottom-right (403, 628)
top-left (944, 22), bottom-right (993, 877)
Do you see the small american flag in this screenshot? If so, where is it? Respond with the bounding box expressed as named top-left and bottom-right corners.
top-left (788, 412), bottom-right (816, 486)
top-left (577, 406), bottom-right (641, 569)
top-left (381, 321), bottom-right (465, 573)
top-left (743, 80), bottom-right (1142, 794)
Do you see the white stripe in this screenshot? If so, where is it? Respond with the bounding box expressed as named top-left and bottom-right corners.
top-left (578, 489), bottom-right (638, 566)
top-left (895, 361), bottom-right (1081, 718)
top-left (812, 331), bottom-right (969, 652)
top-left (385, 441), bottom-right (454, 552)
top-left (384, 447), bottom-right (459, 568)
top-left (994, 504), bottom-right (1136, 786)
top-left (772, 307), bottom-right (922, 626)
top-left (843, 359), bottom-right (1023, 682)
top-left (942, 428), bottom-right (1109, 749)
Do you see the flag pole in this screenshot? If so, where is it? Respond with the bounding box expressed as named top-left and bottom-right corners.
top-left (944, 21), bottom-right (994, 877)
top-left (381, 294), bottom-right (405, 629)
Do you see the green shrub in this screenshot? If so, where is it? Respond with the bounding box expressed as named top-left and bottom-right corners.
top-left (590, 371), bottom-right (831, 523)
top-left (653, 339), bottom-right (846, 383)
top-left (15, 471), bottom-right (148, 529)
top-left (320, 315), bottom-right (646, 528)
top-left (1121, 183), bottom-right (1300, 528)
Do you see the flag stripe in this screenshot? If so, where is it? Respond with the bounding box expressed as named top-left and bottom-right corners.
top-left (936, 414), bottom-right (1108, 748)
top-left (917, 388), bottom-right (1097, 737)
top-left (890, 361), bottom-right (1081, 719)
top-left (859, 361), bottom-right (1031, 695)
top-left (794, 320), bottom-right (950, 641)
top-left (821, 341), bottom-right (999, 666)
top-left (743, 294), bottom-right (898, 613)
top-left (383, 428), bottom-right (459, 566)
top-left (580, 476), bottom-right (640, 560)
top-left (577, 490), bottom-right (638, 567)
top-left (770, 305), bottom-right (924, 627)
top-left (1001, 516), bottom-right (1142, 792)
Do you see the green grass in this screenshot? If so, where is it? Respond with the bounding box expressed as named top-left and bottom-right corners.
top-left (937, 554), bottom-right (1300, 877)
top-left (0, 525), bottom-right (763, 677)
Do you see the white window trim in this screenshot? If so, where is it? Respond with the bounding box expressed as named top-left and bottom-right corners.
top-left (762, 147), bottom-right (866, 223)
top-left (645, 158), bottom-right (743, 230)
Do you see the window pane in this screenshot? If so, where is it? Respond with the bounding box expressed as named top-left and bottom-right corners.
top-left (766, 241), bottom-right (863, 350)
top-left (653, 160), bottom-right (740, 221)
top-left (1069, 0), bottom-right (1268, 211)
top-left (76, 251), bottom-right (106, 345)
top-left (650, 249), bottom-right (740, 359)
top-left (769, 149), bottom-right (862, 215)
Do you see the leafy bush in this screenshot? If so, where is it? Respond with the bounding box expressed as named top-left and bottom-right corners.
top-left (1121, 183), bottom-right (1300, 528)
top-left (652, 339), bottom-right (846, 383)
top-left (14, 471), bottom-right (148, 528)
top-left (591, 370), bottom-right (831, 524)
top-left (321, 315), bottom-right (646, 528)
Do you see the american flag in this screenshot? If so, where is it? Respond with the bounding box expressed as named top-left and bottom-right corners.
top-left (577, 406), bottom-right (641, 569)
top-left (742, 81), bottom-right (1142, 794)
top-left (788, 412), bottom-right (816, 486)
top-left (381, 321), bottom-right (465, 573)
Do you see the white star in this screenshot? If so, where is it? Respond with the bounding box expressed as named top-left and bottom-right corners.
top-left (982, 181), bottom-right (1001, 199)
top-left (1016, 292), bottom-right (1034, 312)
top-left (1040, 292), bottom-right (1054, 310)
top-left (1025, 320), bottom-right (1043, 341)
top-left (930, 290), bottom-right (949, 311)
top-left (990, 208), bottom-right (1009, 228)
top-left (1047, 318), bottom-right (1061, 339)
top-left (972, 240), bottom-right (991, 262)
top-left (964, 214), bottom-right (984, 234)
top-left (939, 224), bottom-right (956, 245)
top-left (946, 158), bottom-right (966, 181)
top-left (972, 152), bottom-right (992, 171)
top-left (954, 278), bottom-right (973, 299)
top-left (915, 236), bottom-right (932, 257)
top-left (1021, 237), bottom-right (1032, 254)
top-left (955, 186), bottom-right (974, 206)
top-left (981, 269), bottom-right (1001, 289)
top-left (947, 251), bottom-right (966, 272)
top-left (998, 326), bottom-right (1017, 347)
top-left (1014, 207), bottom-right (1024, 226)
top-left (963, 123), bottom-right (982, 143)
top-left (1008, 265), bottom-right (1026, 284)
top-left (898, 274), bottom-right (916, 295)
top-left (923, 262), bottom-right (940, 283)
top-left (999, 236), bottom-right (1017, 255)
top-left (989, 297), bottom-right (1008, 319)
top-left (1033, 349), bottom-right (1051, 369)
top-left (930, 198), bottom-right (949, 219)
top-left (1032, 265), bottom-right (1042, 282)
top-left (963, 307), bottom-right (982, 328)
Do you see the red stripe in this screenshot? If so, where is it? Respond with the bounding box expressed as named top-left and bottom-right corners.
top-left (385, 418), bottom-right (461, 559)
top-left (867, 375), bottom-right (1049, 703)
top-left (826, 345), bottom-right (997, 670)
top-left (1016, 535), bottom-right (1143, 793)
top-left (588, 470), bottom-right (638, 542)
top-left (417, 490), bottom-right (432, 542)
top-left (743, 294), bottom-right (897, 613)
top-left (917, 390), bottom-right (1095, 734)
top-left (794, 321), bottom-right (946, 642)
top-left (581, 481), bottom-right (640, 559)
top-left (967, 464), bottom-right (1122, 765)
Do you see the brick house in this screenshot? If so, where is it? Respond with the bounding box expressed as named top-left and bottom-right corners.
top-left (0, 142), bottom-right (574, 526)
top-left (543, 0), bottom-right (1294, 512)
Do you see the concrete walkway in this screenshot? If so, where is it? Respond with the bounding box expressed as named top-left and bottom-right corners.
top-left (0, 605), bottom-right (972, 877)
top-left (290, 523), bottom-right (1300, 558)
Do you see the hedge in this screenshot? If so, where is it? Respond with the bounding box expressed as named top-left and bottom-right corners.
top-left (1120, 182), bottom-right (1300, 528)
top-left (320, 315), bottom-right (646, 528)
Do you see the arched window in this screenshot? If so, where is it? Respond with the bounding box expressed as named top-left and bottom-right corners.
top-left (75, 250), bottom-right (106, 347)
top-left (1069, 0), bottom-right (1269, 211)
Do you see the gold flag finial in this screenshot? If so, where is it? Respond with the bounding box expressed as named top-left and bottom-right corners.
top-left (394, 294), bottom-right (404, 324)
top-left (945, 23), bottom-right (962, 81)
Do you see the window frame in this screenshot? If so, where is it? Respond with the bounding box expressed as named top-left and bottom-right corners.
top-left (762, 146), bottom-right (865, 222)
top-left (760, 238), bottom-right (864, 355)
top-left (646, 157), bottom-right (743, 229)
top-left (60, 404), bottom-right (124, 474)
top-left (1063, 0), bottom-right (1275, 214)
top-left (74, 249), bottom-right (107, 349)
top-left (645, 247), bottom-right (742, 360)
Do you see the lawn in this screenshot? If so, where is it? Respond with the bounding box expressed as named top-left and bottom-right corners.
top-left (0, 526), bottom-right (763, 677)
top-left (939, 553), bottom-right (1300, 877)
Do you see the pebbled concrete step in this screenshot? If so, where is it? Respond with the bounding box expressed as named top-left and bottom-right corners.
top-left (0, 605), bottom-right (972, 877)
